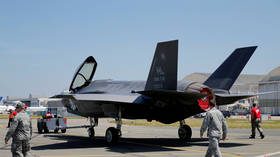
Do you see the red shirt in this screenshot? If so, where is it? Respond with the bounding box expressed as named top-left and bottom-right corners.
top-left (251, 107), bottom-right (261, 120)
top-left (45, 113), bottom-right (52, 117)
top-left (13, 111), bottom-right (17, 116)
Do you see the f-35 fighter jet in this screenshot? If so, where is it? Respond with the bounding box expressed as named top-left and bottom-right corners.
top-left (53, 40), bottom-right (257, 144)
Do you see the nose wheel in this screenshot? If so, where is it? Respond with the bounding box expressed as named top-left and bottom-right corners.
top-left (88, 127), bottom-right (95, 139)
top-left (88, 117), bottom-right (98, 140)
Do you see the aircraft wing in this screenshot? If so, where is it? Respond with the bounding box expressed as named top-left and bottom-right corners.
top-left (52, 94), bottom-right (141, 117)
top-left (52, 94), bottom-right (139, 104)
top-left (53, 90), bottom-right (207, 105)
top-left (215, 93), bottom-right (256, 106)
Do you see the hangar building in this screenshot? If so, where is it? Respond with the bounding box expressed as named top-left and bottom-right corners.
top-left (259, 66), bottom-right (280, 115)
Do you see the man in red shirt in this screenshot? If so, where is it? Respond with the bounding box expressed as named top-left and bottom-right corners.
top-left (250, 103), bottom-right (264, 139)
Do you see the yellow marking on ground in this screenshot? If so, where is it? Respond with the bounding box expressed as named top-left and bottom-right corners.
top-left (41, 155), bottom-right (125, 157)
top-left (237, 152), bottom-right (271, 155)
top-left (228, 139), bottom-right (271, 144)
top-left (40, 152), bottom-right (204, 157)
top-left (255, 151), bottom-right (280, 157)
top-left (124, 141), bottom-right (243, 157)
top-left (40, 153), bottom-right (176, 157)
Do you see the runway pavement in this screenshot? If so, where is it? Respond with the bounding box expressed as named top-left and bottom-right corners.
top-left (0, 118), bottom-right (280, 157)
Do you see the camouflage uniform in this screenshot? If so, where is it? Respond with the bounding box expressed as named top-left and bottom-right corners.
top-left (200, 107), bottom-right (228, 157)
top-left (5, 111), bottom-right (32, 157)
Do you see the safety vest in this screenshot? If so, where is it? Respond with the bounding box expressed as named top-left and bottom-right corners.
top-left (9, 113), bottom-right (14, 119)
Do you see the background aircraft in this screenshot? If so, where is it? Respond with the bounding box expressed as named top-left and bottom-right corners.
top-left (53, 40), bottom-right (257, 144)
top-left (1, 100), bottom-right (47, 113)
top-left (0, 105), bottom-right (15, 114)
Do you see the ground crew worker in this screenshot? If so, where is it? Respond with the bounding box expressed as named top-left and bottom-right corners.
top-left (4, 101), bottom-right (32, 157)
top-left (200, 101), bottom-right (228, 157)
top-left (7, 109), bottom-right (15, 128)
top-left (250, 103), bottom-right (264, 139)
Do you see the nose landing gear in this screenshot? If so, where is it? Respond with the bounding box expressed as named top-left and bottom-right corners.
top-left (88, 117), bottom-right (98, 139)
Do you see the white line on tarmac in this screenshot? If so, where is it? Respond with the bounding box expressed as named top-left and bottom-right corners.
top-left (0, 134), bottom-right (41, 150)
top-left (40, 152), bottom-right (202, 157)
top-left (124, 141), bottom-right (243, 157)
top-left (255, 151), bottom-right (280, 157)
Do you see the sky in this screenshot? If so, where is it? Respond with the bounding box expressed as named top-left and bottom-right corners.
top-left (0, 0), bottom-right (280, 98)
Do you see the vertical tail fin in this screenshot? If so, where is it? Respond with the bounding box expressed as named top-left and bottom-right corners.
top-left (203, 46), bottom-right (257, 91)
top-left (145, 40), bottom-right (178, 91)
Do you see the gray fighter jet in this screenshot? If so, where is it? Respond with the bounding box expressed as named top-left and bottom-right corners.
top-left (53, 40), bottom-right (257, 144)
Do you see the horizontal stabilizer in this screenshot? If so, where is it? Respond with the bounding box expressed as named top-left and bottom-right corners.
top-left (204, 46), bottom-right (257, 91)
top-left (215, 93), bottom-right (255, 106)
top-left (215, 91), bottom-right (280, 106)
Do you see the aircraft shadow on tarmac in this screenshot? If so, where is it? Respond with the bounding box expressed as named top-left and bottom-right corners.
top-left (31, 134), bottom-right (251, 153)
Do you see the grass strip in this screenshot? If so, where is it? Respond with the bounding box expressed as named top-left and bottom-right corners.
top-left (110, 118), bottom-right (280, 129)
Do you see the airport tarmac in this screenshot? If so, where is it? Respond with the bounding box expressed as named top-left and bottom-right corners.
top-left (0, 118), bottom-right (280, 157)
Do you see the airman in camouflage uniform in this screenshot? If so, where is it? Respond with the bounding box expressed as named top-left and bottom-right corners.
top-left (200, 101), bottom-right (228, 157)
top-left (5, 102), bottom-right (32, 157)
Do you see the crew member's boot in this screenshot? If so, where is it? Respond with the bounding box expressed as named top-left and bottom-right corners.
top-left (249, 135), bottom-right (255, 139)
top-left (260, 134), bottom-right (264, 139)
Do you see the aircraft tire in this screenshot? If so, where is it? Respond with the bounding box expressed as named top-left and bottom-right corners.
top-left (88, 128), bottom-right (95, 139)
top-left (105, 127), bottom-right (120, 144)
top-left (37, 121), bottom-right (43, 134)
top-left (37, 123), bottom-right (43, 134)
top-left (42, 122), bottom-right (49, 133)
top-left (44, 127), bottom-right (49, 133)
top-left (38, 128), bottom-right (43, 134)
top-left (61, 129), bottom-right (66, 133)
top-left (178, 125), bottom-right (192, 141)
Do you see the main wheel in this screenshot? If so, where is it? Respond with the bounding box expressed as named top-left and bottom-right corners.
top-left (42, 122), bottom-right (49, 133)
top-left (38, 128), bottom-right (43, 134)
top-left (44, 127), bottom-right (49, 133)
top-left (61, 129), bottom-right (66, 133)
top-left (105, 127), bottom-right (121, 144)
top-left (88, 128), bottom-right (95, 139)
top-left (54, 128), bottom-right (59, 133)
top-left (37, 122), bottom-right (43, 134)
top-left (178, 124), bottom-right (192, 141)
top-left (37, 125), bottom-right (43, 134)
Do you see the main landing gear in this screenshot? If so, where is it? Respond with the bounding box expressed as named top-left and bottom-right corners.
top-left (105, 117), bottom-right (122, 144)
top-left (178, 120), bottom-right (192, 141)
top-left (88, 108), bottom-right (122, 144)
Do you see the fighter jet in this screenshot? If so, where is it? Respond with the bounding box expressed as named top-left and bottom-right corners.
top-left (53, 40), bottom-right (257, 144)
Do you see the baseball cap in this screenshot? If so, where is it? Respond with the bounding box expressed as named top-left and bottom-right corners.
top-left (15, 102), bottom-right (25, 108)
